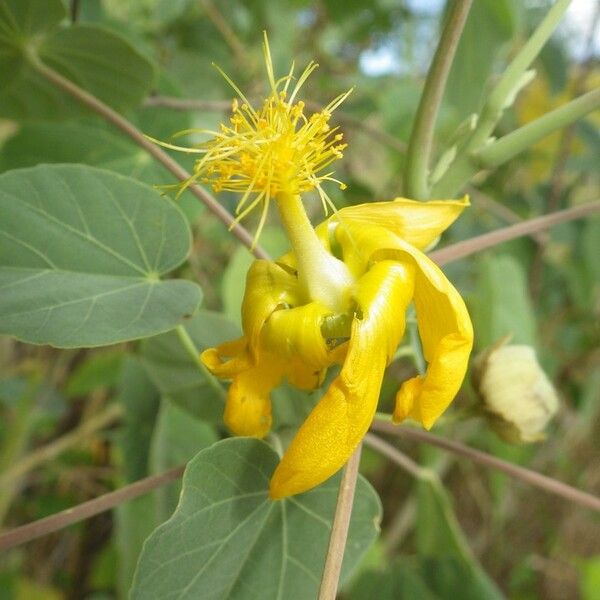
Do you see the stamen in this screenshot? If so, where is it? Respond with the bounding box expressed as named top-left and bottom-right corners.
top-left (155, 34), bottom-right (351, 245)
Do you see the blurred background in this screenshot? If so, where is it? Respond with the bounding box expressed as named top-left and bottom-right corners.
top-left (0, 0), bottom-right (599, 598)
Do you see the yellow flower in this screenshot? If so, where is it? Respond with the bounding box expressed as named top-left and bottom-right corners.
top-left (155, 32), bottom-right (351, 246)
top-left (156, 33), bottom-right (474, 499)
top-left (202, 197), bottom-right (473, 499)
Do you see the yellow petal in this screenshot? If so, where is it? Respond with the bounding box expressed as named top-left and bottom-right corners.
top-left (200, 338), bottom-right (250, 378)
top-left (223, 355), bottom-right (285, 438)
top-left (390, 245), bottom-right (473, 429)
top-left (241, 260), bottom-right (300, 358)
top-left (201, 338), bottom-right (281, 438)
top-left (269, 260), bottom-right (415, 499)
top-left (286, 359), bottom-right (327, 391)
top-left (261, 302), bottom-right (332, 368)
top-left (330, 196), bottom-right (469, 250)
top-left (332, 221), bottom-right (473, 430)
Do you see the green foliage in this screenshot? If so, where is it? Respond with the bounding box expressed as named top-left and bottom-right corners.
top-left (0, 164), bottom-right (202, 347)
top-left (65, 350), bottom-right (124, 397)
top-left (131, 438), bottom-right (381, 600)
top-left (416, 477), bottom-right (503, 599)
top-left (0, 0), bottom-right (154, 119)
top-left (472, 253), bottom-right (536, 348)
top-left (445, 0), bottom-right (522, 118)
top-left (0, 0), bottom-right (598, 598)
top-left (140, 311), bottom-right (239, 422)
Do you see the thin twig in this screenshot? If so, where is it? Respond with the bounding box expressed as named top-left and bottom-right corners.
top-left (318, 444), bottom-right (362, 600)
top-left (364, 433), bottom-right (424, 478)
top-left (405, 0), bottom-right (473, 199)
top-left (370, 420), bottom-right (600, 513)
top-left (199, 0), bottom-right (249, 69)
top-left (0, 466), bottom-right (185, 552)
top-left (0, 404), bottom-right (123, 487)
top-left (28, 58), bottom-right (269, 260)
top-left (468, 187), bottom-right (546, 246)
top-left (430, 201), bottom-right (600, 265)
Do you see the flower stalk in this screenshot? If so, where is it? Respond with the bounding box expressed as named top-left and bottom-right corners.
top-left (275, 192), bottom-right (353, 311)
top-left (404, 0), bottom-right (473, 199)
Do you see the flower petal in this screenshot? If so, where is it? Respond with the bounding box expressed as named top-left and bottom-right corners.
top-left (223, 354), bottom-right (285, 438)
top-left (241, 260), bottom-right (300, 358)
top-left (269, 261), bottom-right (414, 499)
top-left (333, 221), bottom-right (473, 430)
top-left (390, 247), bottom-right (473, 429)
top-left (201, 339), bottom-right (283, 438)
top-left (330, 196), bottom-right (469, 250)
top-left (261, 302), bottom-right (332, 368)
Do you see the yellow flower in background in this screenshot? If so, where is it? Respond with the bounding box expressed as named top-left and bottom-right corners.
top-left (159, 33), bottom-right (473, 499)
top-left (202, 197), bottom-right (473, 499)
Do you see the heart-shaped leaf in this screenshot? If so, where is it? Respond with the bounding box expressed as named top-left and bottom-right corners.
top-left (0, 0), bottom-right (154, 119)
top-left (0, 164), bottom-right (202, 347)
top-left (131, 438), bottom-right (381, 600)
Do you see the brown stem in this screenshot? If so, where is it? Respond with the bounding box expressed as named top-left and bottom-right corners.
top-left (29, 58), bottom-right (269, 260)
top-left (199, 0), bottom-right (249, 69)
top-left (430, 201), bottom-right (600, 265)
top-left (364, 433), bottom-right (424, 478)
top-left (0, 466), bottom-right (185, 552)
top-left (468, 187), bottom-right (546, 246)
top-left (370, 420), bottom-right (600, 513)
top-left (318, 444), bottom-right (362, 600)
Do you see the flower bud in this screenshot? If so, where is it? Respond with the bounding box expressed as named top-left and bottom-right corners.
top-left (473, 343), bottom-right (559, 443)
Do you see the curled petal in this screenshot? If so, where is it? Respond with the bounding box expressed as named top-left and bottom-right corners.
top-left (241, 260), bottom-right (300, 358)
top-left (201, 338), bottom-right (250, 378)
top-left (329, 196), bottom-right (469, 251)
top-left (261, 302), bottom-right (332, 368)
top-left (389, 246), bottom-right (473, 429)
top-left (286, 360), bottom-right (327, 391)
top-left (269, 261), bottom-right (415, 499)
top-left (223, 356), bottom-right (285, 438)
top-left (201, 340), bottom-right (284, 438)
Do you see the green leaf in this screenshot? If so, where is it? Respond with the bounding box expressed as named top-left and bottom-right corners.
top-left (114, 357), bottom-right (161, 596)
top-left (222, 226), bottom-right (289, 324)
top-left (0, 0), bottom-right (154, 119)
top-left (117, 356), bottom-right (161, 483)
top-left (149, 400), bottom-right (219, 519)
top-left (472, 253), bottom-right (536, 348)
top-left (0, 164), bottom-right (202, 348)
top-left (64, 350), bottom-right (124, 397)
top-left (140, 311), bottom-right (240, 422)
top-left (348, 559), bottom-right (438, 600)
top-left (416, 477), bottom-right (503, 600)
top-left (445, 0), bottom-right (521, 118)
top-left (115, 397), bottom-right (219, 596)
top-left (116, 495), bottom-right (159, 599)
top-left (0, 0), bottom-right (67, 88)
top-left (131, 438), bottom-right (381, 600)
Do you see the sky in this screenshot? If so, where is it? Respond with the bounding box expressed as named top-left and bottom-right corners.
top-left (359, 0), bottom-right (600, 76)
